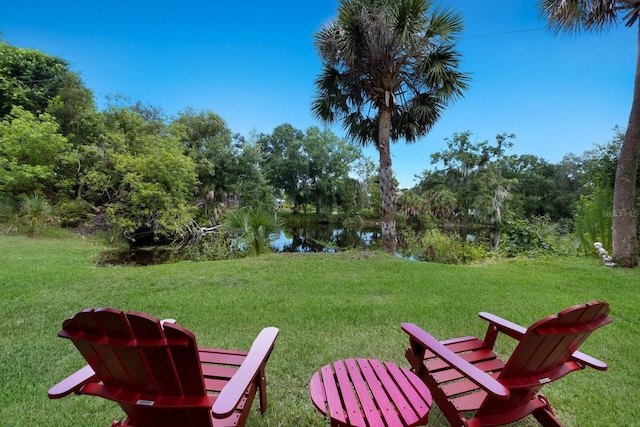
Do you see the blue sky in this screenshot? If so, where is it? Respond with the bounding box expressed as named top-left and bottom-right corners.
top-left (2, 0), bottom-right (636, 188)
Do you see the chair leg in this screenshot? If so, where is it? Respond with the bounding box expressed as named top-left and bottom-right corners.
top-left (258, 366), bottom-right (268, 414)
top-left (532, 395), bottom-right (564, 427)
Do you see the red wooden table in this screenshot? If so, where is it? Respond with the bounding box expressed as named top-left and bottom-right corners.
top-left (310, 358), bottom-right (432, 427)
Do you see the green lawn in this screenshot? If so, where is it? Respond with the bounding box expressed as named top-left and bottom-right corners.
top-left (1, 231), bottom-right (637, 426)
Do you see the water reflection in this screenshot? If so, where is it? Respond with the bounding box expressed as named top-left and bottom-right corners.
top-left (271, 226), bottom-right (382, 253)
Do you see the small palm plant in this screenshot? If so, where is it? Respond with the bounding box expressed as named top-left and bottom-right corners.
top-left (17, 193), bottom-right (55, 237)
top-left (223, 208), bottom-right (283, 256)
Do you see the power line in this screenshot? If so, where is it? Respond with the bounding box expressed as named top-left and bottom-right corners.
top-left (463, 27), bottom-right (546, 39)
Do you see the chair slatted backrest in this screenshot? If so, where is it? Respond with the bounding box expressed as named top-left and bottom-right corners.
top-left (59, 308), bottom-right (213, 427)
top-left (476, 301), bottom-right (611, 418)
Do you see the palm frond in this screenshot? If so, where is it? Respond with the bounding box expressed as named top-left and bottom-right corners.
top-left (538, 0), bottom-right (624, 34)
top-left (585, 0), bottom-right (620, 29)
top-left (392, 0), bottom-right (429, 46)
top-left (426, 6), bottom-right (465, 40)
top-left (538, 0), bottom-right (586, 34)
top-left (623, 3), bottom-right (640, 28)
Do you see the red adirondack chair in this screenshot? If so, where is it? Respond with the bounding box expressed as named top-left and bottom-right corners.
top-left (48, 308), bottom-right (279, 427)
top-left (402, 301), bottom-right (612, 427)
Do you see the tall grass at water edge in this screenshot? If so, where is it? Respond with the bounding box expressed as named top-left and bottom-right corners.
top-left (0, 231), bottom-right (638, 426)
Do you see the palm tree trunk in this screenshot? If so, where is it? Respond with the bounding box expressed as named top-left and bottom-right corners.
top-left (377, 108), bottom-right (397, 254)
top-left (612, 24), bottom-right (640, 267)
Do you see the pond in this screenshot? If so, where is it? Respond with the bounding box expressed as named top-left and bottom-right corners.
top-left (98, 225), bottom-right (388, 266)
top-left (271, 225), bottom-right (382, 253)
top-left (96, 222), bottom-right (488, 266)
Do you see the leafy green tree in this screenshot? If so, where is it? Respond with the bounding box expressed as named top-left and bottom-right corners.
top-left (352, 156), bottom-right (377, 211)
top-left (0, 106), bottom-right (71, 199)
top-left (258, 124), bottom-right (308, 212)
top-left (303, 126), bottom-right (361, 217)
top-left (419, 131), bottom-right (515, 223)
top-left (172, 109), bottom-right (270, 218)
top-left (397, 188), bottom-right (429, 220)
top-left (100, 103), bottom-right (197, 243)
top-left (574, 187), bottom-right (614, 255)
top-left (572, 127), bottom-right (640, 253)
top-left (581, 126), bottom-right (629, 189)
top-left (233, 137), bottom-right (274, 211)
top-left (171, 108), bottom-right (232, 192)
top-left (46, 72), bottom-right (103, 148)
top-left (0, 42), bottom-right (70, 117)
top-left (539, 0), bottom-right (639, 266)
top-left (335, 176), bottom-right (361, 218)
top-left (427, 185), bottom-right (457, 219)
top-left (313, 0), bottom-right (469, 253)
top-left (553, 153), bottom-right (589, 219)
top-left (259, 125), bottom-right (361, 217)
top-left (46, 73), bottom-right (105, 201)
top-left (499, 154), bottom-right (579, 220)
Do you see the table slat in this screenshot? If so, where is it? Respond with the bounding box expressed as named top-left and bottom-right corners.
top-left (345, 358), bottom-right (386, 427)
top-left (383, 362), bottom-right (431, 425)
top-left (321, 364), bottom-right (347, 425)
top-left (334, 360), bottom-right (367, 427)
top-left (356, 358), bottom-right (404, 427)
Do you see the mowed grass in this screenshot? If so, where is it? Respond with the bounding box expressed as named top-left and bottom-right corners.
top-left (0, 231), bottom-right (638, 426)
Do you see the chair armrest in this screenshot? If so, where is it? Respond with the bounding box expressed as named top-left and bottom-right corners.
top-left (48, 364), bottom-right (97, 399)
top-left (479, 312), bottom-right (527, 340)
top-left (572, 350), bottom-right (608, 370)
top-left (211, 327), bottom-right (279, 418)
top-left (402, 323), bottom-right (509, 400)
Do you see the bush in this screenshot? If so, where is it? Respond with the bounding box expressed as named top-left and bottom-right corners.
top-left (406, 228), bottom-right (491, 264)
top-left (574, 187), bottom-right (613, 256)
top-left (222, 208), bottom-right (283, 256)
top-left (15, 193), bottom-right (56, 237)
top-left (173, 233), bottom-right (235, 262)
top-left (57, 198), bottom-right (93, 227)
top-left (502, 219), bottom-right (554, 257)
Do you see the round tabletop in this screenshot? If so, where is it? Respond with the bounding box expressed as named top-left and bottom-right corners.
top-left (310, 358), bottom-right (432, 427)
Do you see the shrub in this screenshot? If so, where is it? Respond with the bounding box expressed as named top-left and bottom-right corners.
top-left (406, 228), bottom-right (491, 265)
top-left (502, 219), bottom-right (554, 257)
top-left (173, 233), bottom-right (235, 262)
top-left (574, 187), bottom-right (613, 256)
top-left (17, 193), bottom-right (56, 237)
top-left (222, 208), bottom-right (283, 256)
top-left (57, 198), bottom-right (93, 227)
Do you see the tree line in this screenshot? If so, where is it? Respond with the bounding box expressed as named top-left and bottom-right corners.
top-left (311, 0), bottom-right (639, 266)
top-left (1, 30), bottom-right (637, 261)
top-left (0, 40), bottom-right (375, 245)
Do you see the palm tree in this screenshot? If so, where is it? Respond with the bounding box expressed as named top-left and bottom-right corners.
top-left (223, 208), bottom-right (283, 256)
top-left (429, 185), bottom-right (457, 218)
top-left (17, 193), bottom-right (54, 237)
top-left (539, 0), bottom-right (639, 267)
top-left (313, 0), bottom-right (469, 254)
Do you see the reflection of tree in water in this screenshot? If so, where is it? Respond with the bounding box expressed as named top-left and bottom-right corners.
top-left (287, 227), bottom-right (329, 253)
top-left (334, 228), bottom-right (381, 251)
top-left (278, 226), bottom-right (382, 253)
